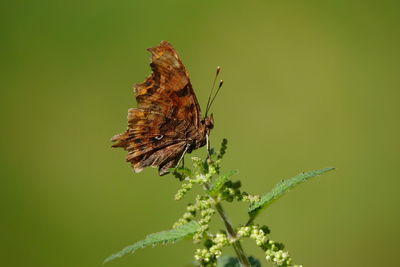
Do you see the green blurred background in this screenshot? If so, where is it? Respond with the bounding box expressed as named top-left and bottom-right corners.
top-left (2, 1), bottom-right (399, 266)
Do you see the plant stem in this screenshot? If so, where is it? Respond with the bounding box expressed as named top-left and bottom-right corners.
top-left (245, 216), bottom-right (255, 226)
top-left (205, 183), bottom-right (251, 267)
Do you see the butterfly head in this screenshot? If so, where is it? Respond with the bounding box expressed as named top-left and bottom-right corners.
top-left (203, 114), bottom-right (214, 131)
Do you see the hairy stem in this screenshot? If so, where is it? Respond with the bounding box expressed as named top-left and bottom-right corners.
top-left (205, 183), bottom-right (251, 267)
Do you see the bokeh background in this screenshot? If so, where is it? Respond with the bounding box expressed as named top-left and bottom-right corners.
top-left (2, 1), bottom-right (399, 266)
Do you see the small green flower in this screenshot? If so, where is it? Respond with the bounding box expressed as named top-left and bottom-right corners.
top-left (242, 193), bottom-right (261, 203)
top-left (236, 226), bottom-right (251, 237)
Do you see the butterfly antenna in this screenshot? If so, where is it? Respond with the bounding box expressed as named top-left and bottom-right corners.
top-left (205, 66), bottom-right (221, 117)
top-left (207, 80), bottom-right (224, 112)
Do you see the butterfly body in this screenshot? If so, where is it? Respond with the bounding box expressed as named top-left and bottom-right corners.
top-left (112, 41), bottom-right (214, 175)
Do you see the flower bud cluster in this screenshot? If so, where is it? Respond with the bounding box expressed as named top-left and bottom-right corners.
top-left (194, 248), bottom-right (215, 267)
top-left (265, 239), bottom-right (303, 267)
top-left (241, 193), bottom-right (260, 203)
top-left (236, 225), bottom-right (267, 246)
top-left (191, 157), bottom-right (214, 181)
top-left (192, 196), bottom-right (215, 242)
top-left (216, 180), bottom-right (260, 204)
top-left (174, 182), bottom-right (194, 200)
top-left (174, 155), bottom-right (222, 201)
top-left (206, 163), bottom-right (218, 180)
top-left (173, 196), bottom-right (215, 241)
top-left (236, 225), bottom-right (300, 267)
top-left (175, 174), bottom-right (214, 201)
top-left (194, 232), bottom-right (229, 266)
top-left (191, 156), bottom-right (204, 170)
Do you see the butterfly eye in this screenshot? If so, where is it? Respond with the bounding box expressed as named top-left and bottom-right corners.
top-left (154, 135), bottom-right (164, 140)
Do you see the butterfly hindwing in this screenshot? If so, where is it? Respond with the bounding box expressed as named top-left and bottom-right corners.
top-left (112, 108), bottom-right (189, 174)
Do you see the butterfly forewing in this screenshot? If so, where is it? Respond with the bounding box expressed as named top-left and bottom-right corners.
top-left (135, 41), bottom-right (201, 127)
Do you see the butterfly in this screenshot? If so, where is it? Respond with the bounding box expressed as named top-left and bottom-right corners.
top-left (111, 41), bottom-right (222, 175)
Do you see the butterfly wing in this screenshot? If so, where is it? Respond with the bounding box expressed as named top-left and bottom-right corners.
top-left (112, 41), bottom-right (202, 175)
top-left (112, 108), bottom-right (190, 175)
top-left (135, 41), bottom-right (201, 128)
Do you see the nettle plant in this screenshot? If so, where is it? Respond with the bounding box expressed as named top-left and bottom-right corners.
top-left (104, 139), bottom-right (334, 267)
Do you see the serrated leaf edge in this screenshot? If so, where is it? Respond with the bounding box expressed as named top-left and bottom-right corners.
top-left (248, 167), bottom-right (335, 216)
top-left (103, 221), bottom-right (199, 264)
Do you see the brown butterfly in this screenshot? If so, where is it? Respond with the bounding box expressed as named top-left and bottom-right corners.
top-left (111, 41), bottom-right (222, 175)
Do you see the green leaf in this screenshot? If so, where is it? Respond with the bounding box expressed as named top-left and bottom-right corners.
top-left (216, 256), bottom-right (261, 267)
top-left (103, 221), bottom-right (199, 264)
top-left (248, 168), bottom-right (335, 218)
top-left (209, 170), bottom-right (238, 196)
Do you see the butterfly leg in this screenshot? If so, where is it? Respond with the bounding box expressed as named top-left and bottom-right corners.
top-left (177, 143), bottom-right (190, 168)
top-left (181, 156), bottom-right (185, 168)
